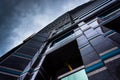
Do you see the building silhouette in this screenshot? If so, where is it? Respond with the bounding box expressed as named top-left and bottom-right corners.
top-left (0, 0), bottom-right (120, 80)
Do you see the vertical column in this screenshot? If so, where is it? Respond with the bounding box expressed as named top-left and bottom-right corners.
top-left (75, 23), bottom-right (116, 80)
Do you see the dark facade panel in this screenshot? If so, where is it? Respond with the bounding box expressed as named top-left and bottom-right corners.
top-left (31, 35), bottom-right (47, 42)
top-left (76, 35), bottom-right (88, 48)
top-left (84, 28), bottom-right (100, 39)
top-left (88, 69), bottom-right (114, 80)
top-left (109, 32), bottom-right (120, 44)
top-left (16, 45), bottom-right (38, 56)
top-left (0, 43), bottom-right (24, 62)
top-left (80, 45), bottom-right (100, 65)
top-left (105, 57), bottom-right (120, 80)
top-left (0, 56), bottom-right (30, 71)
top-left (80, 45), bottom-right (94, 56)
top-left (24, 40), bottom-right (43, 49)
top-left (0, 73), bottom-right (17, 80)
top-left (82, 52), bottom-right (100, 66)
top-left (37, 32), bottom-right (50, 38)
top-left (90, 36), bottom-right (116, 54)
top-left (102, 14), bottom-right (120, 33)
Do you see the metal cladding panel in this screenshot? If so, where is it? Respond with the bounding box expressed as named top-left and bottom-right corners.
top-left (0, 73), bottom-right (17, 80)
top-left (24, 40), bottom-right (43, 49)
top-left (76, 35), bottom-right (88, 48)
top-left (37, 32), bottom-right (50, 38)
top-left (90, 36), bottom-right (116, 54)
top-left (88, 69), bottom-right (114, 80)
top-left (84, 28), bottom-right (100, 39)
top-left (0, 55), bottom-right (30, 71)
top-left (31, 35), bottom-right (47, 42)
top-left (105, 57), bottom-right (120, 80)
top-left (80, 45), bottom-right (100, 65)
top-left (16, 45), bottom-right (37, 57)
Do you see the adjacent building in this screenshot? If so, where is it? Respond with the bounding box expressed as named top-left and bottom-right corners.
top-left (0, 0), bottom-right (120, 80)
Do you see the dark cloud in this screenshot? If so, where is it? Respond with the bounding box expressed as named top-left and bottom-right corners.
top-left (0, 0), bottom-right (89, 57)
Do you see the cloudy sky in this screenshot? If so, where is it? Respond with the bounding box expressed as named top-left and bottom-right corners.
top-left (0, 0), bottom-right (89, 57)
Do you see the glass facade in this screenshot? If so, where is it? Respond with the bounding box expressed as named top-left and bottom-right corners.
top-left (61, 69), bottom-right (88, 80)
top-left (0, 0), bottom-right (120, 80)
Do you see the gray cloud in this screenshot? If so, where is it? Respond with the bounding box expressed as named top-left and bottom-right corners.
top-left (0, 0), bottom-right (89, 57)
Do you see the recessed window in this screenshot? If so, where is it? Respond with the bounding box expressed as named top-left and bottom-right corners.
top-left (50, 31), bottom-right (74, 47)
top-left (98, 3), bottom-right (120, 19)
top-left (55, 22), bottom-right (71, 35)
top-left (103, 15), bottom-right (120, 33)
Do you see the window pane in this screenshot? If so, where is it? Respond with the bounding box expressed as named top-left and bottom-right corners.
top-left (76, 35), bottom-right (88, 48)
top-left (0, 73), bottom-right (17, 80)
top-left (0, 56), bottom-right (30, 71)
top-left (90, 36), bottom-right (116, 54)
top-left (61, 69), bottom-right (88, 80)
top-left (51, 31), bottom-right (74, 47)
top-left (17, 46), bottom-right (37, 56)
top-left (84, 28), bottom-right (99, 39)
top-left (55, 22), bottom-right (71, 35)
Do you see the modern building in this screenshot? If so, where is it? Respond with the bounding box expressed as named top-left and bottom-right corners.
top-left (0, 0), bottom-right (120, 80)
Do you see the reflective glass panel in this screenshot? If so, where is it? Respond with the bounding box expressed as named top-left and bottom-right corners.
top-left (61, 69), bottom-right (88, 80)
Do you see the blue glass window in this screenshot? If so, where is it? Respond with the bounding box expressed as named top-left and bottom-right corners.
top-left (61, 69), bottom-right (88, 80)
